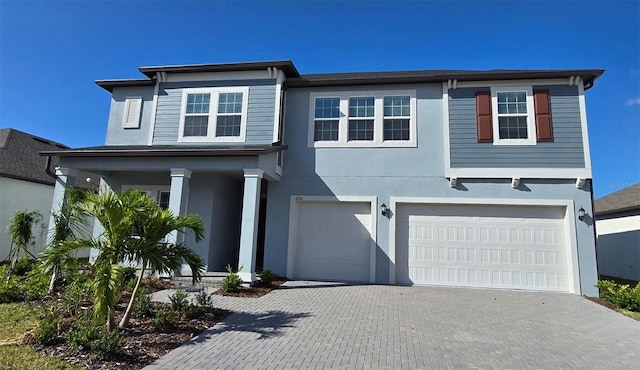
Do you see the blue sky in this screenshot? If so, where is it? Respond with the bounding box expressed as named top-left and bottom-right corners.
top-left (1, 0), bottom-right (638, 198)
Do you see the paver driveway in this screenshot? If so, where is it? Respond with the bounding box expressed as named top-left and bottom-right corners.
top-left (147, 281), bottom-right (640, 369)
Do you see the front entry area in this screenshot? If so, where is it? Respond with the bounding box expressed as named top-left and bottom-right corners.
top-left (288, 198), bottom-right (375, 283)
top-left (395, 203), bottom-right (575, 292)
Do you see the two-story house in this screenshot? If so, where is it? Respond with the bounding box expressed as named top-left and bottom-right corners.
top-left (42, 61), bottom-right (603, 296)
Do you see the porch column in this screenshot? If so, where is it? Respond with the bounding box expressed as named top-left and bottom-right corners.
top-left (47, 167), bottom-right (78, 245)
top-left (167, 169), bottom-right (192, 275)
top-left (238, 169), bottom-right (263, 284)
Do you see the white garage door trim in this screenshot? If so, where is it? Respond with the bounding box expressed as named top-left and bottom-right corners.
top-left (287, 196), bottom-right (377, 283)
top-left (389, 197), bottom-right (580, 293)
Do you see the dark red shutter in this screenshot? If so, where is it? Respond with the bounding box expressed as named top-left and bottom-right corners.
top-left (534, 90), bottom-right (554, 142)
top-left (476, 91), bottom-right (493, 142)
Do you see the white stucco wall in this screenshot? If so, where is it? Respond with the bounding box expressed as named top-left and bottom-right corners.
top-left (0, 177), bottom-right (54, 261)
top-left (596, 215), bottom-right (640, 281)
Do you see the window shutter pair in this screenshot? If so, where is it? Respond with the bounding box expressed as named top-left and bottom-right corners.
top-left (474, 90), bottom-right (553, 142)
top-left (122, 97), bottom-right (143, 128)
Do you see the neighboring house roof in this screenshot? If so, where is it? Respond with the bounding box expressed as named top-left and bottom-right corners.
top-left (594, 183), bottom-right (640, 216)
top-left (0, 128), bottom-right (68, 186)
top-left (40, 144), bottom-right (287, 157)
top-left (95, 60), bottom-right (605, 92)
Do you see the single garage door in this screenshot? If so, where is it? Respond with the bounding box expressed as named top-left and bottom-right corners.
top-left (292, 201), bottom-right (372, 282)
top-left (396, 204), bottom-right (571, 292)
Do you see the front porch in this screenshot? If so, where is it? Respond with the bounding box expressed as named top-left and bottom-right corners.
top-left (45, 145), bottom-right (284, 284)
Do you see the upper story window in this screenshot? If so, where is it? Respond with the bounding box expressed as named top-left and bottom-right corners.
top-left (490, 86), bottom-right (536, 145)
top-left (309, 90), bottom-right (417, 148)
top-left (178, 87), bottom-right (249, 142)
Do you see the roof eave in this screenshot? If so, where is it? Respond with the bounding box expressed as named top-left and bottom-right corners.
top-left (40, 145), bottom-right (288, 158)
top-left (95, 78), bottom-right (156, 92)
top-left (138, 60), bottom-right (300, 78)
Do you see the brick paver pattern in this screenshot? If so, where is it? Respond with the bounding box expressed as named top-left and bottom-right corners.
top-left (147, 281), bottom-right (640, 369)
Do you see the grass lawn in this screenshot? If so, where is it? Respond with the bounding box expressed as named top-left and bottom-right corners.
top-left (0, 303), bottom-right (84, 370)
top-left (619, 309), bottom-right (640, 321)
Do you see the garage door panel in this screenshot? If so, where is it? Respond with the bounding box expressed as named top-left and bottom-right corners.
top-left (397, 204), bottom-right (571, 292)
top-left (293, 201), bottom-right (371, 282)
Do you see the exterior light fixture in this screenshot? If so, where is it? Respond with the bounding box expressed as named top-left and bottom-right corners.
top-left (381, 203), bottom-right (388, 216)
top-left (578, 207), bottom-right (586, 221)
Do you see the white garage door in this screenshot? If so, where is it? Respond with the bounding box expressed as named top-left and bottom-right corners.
top-left (292, 201), bottom-right (372, 282)
top-left (396, 204), bottom-right (571, 292)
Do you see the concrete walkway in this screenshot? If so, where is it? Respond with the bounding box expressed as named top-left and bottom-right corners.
top-left (147, 281), bottom-right (640, 369)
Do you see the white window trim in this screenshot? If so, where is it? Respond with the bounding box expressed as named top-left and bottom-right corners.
top-left (491, 86), bottom-right (536, 146)
top-left (178, 86), bottom-right (249, 143)
top-left (122, 97), bottom-right (143, 129)
top-left (308, 90), bottom-right (417, 148)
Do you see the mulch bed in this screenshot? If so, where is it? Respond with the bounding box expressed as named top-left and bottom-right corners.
top-left (583, 295), bottom-right (619, 311)
top-left (28, 279), bottom-right (286, 369)
top-left (214, 280), bottom-right (287, 298)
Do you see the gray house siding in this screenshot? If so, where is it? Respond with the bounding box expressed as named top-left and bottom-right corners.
top-left (449, 85), bottom-right (585, 168)
top-left (262, 83), bottom-right (597, 296)
top-left (105, 86), bottom-right (155, 146)
top-left (153, 80), bottom-right (276, 146)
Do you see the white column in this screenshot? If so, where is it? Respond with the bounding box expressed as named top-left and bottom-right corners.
top-left (237, 169), bottom-right (263, 285)
top-left (167, 169), bottom-right (192, 275)
top-left (47, 167), bottom-right (78, 248)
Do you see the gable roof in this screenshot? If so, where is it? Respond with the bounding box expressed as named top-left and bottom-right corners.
top-left (0, 128), bottom-right (69, 186)
top-left (594, 183), bottom-right (640, 216)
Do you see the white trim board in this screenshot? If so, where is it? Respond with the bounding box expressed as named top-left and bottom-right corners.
top-left (444, 167), bottom-right (592, 179)
top-left (577, 80), bottom-right (592, 170)
top-left (272, 70), bottom-right (285, 143)
top-left (147, 77), bottom-right (161, 146)
top-left (164, 70), bottom-right (276, 83)
top-left (388, 197), bottom-right (580, 294)
top-left (454, 78), bottom-right (571, 89)
top-left (442, 83), bottom-right (451, 170)
top-left (286, 195), bottom-right (378, 283)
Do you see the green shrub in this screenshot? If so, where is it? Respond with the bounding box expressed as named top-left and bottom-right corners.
top-left (35, 312), bottom-right (60, 345)
top-left (221, 264), bottom-right (243, 292)
top-left (596, 280), bottom-right (640, 311)
top-left (183, 304), bottom-right (205, 320)
top-left (67, 313), bottom-right (122, 360)
top-left (21, 268), bottom-right (50, 301)
top-left (258, 269), bottom-right (277, 286)
top-left (67, 314), bottom-right (101, 351)
top-left (152, 307), bottom-right (177, 332)
top-left (132, 285), bottom-right (152, 317)
top-left (61, 280), bottom-right (93, 317)
top-left (12, 258), bottom-right (35, 277)
top-left (0, 280), bottom-right (23, 303)
top-left (169, 289), bottom-right (189, 313)
top-left (193, 289), bottom-right (213, 307)
top-left (92, 329), bottom-right (123, 360)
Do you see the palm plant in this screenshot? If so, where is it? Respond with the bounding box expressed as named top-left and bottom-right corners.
top-left (118, 192), bottom-right (205, 329)
top-left (47, 188), bottom-right (90, 292)
top-left (41, 188), bottom-right (205, 331)
top-left (6, 210), bottom-right (42, 280)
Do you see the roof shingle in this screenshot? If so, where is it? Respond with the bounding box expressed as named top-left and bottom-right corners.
top-left (594, 183), bottom-right (640, 215)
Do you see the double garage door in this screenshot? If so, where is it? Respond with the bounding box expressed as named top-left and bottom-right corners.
top-left (291, 200), bottom-right (573, 292)
top-left (396, 204), bottom-right (572, 292)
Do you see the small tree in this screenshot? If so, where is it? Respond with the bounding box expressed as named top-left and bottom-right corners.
top-left (6, 210), bottom-right (41, 280)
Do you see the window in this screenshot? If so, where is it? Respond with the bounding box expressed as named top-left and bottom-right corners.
top-left (383, 96), bottom-right (410, 141)
top-left (348, 97), bottom-right (375, 141)
top-left (309, 90), bottom-right (416, 147)
top-left (314, 97), bottom-right (340, 141)
top-left (158, 191), bottom-right (170, 209)
top-left (179, 87), bottom-right (249, 142)
top-left (490, 86), bottom-right (536, 145)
